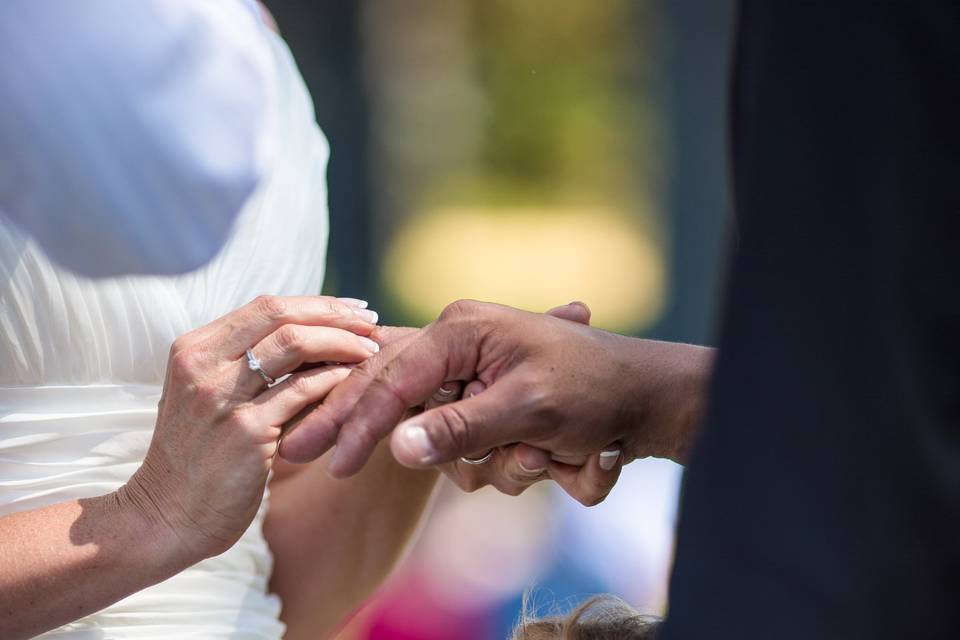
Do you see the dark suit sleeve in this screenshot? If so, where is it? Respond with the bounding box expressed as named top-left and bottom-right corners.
top-left (661, 3), bottom-right (960, 638)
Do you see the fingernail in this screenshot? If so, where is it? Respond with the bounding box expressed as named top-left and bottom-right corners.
top-left (358, 336), bottom-right (380, 353)
top-left (355, 309), bottom-right (379, 324)
top-left (396, 424), bottom-right (437, 465)
top-left (339, 298), bottom-right (369, 309)
top-left (437, 382), bottom-right (458, 397)
top-left (518, 460), bottom-right (547, 474)
top-left (598, 449), bottom-right (621, 471)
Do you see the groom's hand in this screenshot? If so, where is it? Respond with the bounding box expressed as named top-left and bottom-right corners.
top-left (431, 303), bottom-right (624, 505)
top-left (279, 299), bottom-right (711, 488)
top-left (282, 304), bottom-right (622, 504)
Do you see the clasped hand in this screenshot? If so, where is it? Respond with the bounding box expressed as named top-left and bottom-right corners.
top-left (280, 299), bottom-right (712, 506)
top-left (126, 295), bottom-right (638, 570)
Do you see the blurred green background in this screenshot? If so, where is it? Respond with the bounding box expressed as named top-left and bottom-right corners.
top-left (269, 1), bottom-right (734, 637)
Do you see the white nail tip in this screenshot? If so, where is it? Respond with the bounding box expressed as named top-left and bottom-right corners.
top-left (518, 462), bottom-right (547, 474)
top-left (339, 298), bottom-right (369, 309)
top-left (598, 449), bottom-right (621, 471)
top-left (359, 337), bottom-right (380, 353)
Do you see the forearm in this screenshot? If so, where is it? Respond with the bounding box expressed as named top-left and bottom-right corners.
top-left (0, 491), bottom-right (185, 639)
top-left (266, 442), bottom-right (439, 640)
top-left (617, 337), bottom-right (716, 464)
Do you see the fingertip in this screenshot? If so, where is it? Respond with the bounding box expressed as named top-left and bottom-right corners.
top-left (325, 448), bottom-right (351, 478)
top-left (598, 447), bottom-right (622, 472)
top-left (463, 380), bottom-right (486, 398)
top-left (390, 421), bottom-right (440, 468)
top-left (327, 435), bottom-right (368, 478)
top-left (278, 432), bottom-right (330, 464)
top-left (514, 443), bottom-right (550, 473)
top-left (278, 411), bottom-right (337, 464)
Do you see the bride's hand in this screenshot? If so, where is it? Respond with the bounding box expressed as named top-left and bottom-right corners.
top-left (118, 295), bottom-right (380, 566)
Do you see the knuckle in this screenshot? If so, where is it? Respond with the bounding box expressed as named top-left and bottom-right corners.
top-left (274, 324), bottom-right (304, 354)
top-left (439, 299), bottom-right (480, 322)
top-left (252, 294), bottom-right (288, 321)
top-left (323, 299), bottom-right (352, 319)
top-left (522, 380), bottom-right (560, 427)
top-left (285, 372), bottom-right (314, 397)
top-left (434, 405), bottom-right (472, 454)
top-left (228, 407), bottom-right (252, 429)
top-left (168, 347), bottom-right (201, 379)
top-left (169, 335), bottom-right (191, 358)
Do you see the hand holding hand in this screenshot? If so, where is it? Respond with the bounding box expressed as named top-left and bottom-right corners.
top-left (119, 295), bottom-right (379, 566)
top-left (279, 299), bottom-right (711, 504)
top-left (435, 303), bottom-right (625, 506)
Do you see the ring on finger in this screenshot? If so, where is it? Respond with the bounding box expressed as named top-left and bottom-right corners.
top-left (246, 348), bottom-right (276, 386)
top-left (460, 450), bottom-right (494, 465)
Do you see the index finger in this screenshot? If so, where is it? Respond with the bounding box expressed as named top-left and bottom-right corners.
top-left (280, 318), bottom-right (478, 469)
top-left (277, 326), bottom-right (424, 462)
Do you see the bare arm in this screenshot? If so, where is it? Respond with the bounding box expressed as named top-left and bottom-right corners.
top-left (0, 296), bottom-right (377, 638)
top-left (0, 491), bottom-right (184, 639)
top-left (265, 443), bottom-right (439, 640)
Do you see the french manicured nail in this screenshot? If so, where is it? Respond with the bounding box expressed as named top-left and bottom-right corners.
top-left (339, 298), bottom-right (369, 309)
top-left (518, 460), bottom-right (547, 474)
top-left (598, 449), bottom-right (621, 471)
top-left (355, 308), bottom-right (379, 324)
top-left (437, 382), bottom-right (458, 397)
top-left (396, 424), bottom-right (437, 465)
top-left (358, 336), bottom-right (380, 353)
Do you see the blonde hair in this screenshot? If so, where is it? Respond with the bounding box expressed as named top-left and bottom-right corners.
top-left (512, 594), bottom-right (661, 640)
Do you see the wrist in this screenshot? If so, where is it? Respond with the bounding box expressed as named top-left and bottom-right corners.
top-left (114, 469), bottom-right (206, 575)
top-left (613, 336), bottom-right (715, 464)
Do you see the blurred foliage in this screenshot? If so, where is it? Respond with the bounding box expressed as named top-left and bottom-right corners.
top-left (371, 0), bottom-right (665, 333)
top-left (470, 0), bottom-right (658, 204)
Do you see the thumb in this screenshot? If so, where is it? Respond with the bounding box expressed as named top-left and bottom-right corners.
top-left (389, 376), bottom-right (531, 467)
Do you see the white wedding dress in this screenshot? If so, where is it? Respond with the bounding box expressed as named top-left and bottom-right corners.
top-left (0, 23), bottom-right (329, 640)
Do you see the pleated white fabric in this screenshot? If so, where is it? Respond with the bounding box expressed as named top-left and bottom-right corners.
top-left (0, 26), bottom-right (329, 640)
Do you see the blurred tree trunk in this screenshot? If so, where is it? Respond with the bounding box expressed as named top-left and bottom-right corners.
top-left (267, 1), bottom-right (376, 303)
top-left (651, 0), bottom-right (735, 345)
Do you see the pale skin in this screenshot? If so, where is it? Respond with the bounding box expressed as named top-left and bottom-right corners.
top-left (0, 295), bottom-right (386, 639)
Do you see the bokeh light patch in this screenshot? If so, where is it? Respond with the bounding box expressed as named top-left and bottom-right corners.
top-left (383, 206), bottom-right (665, 332)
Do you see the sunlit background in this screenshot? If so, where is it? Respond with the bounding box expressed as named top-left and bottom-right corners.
top-left (269, 1), bottom-right (734, 637)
